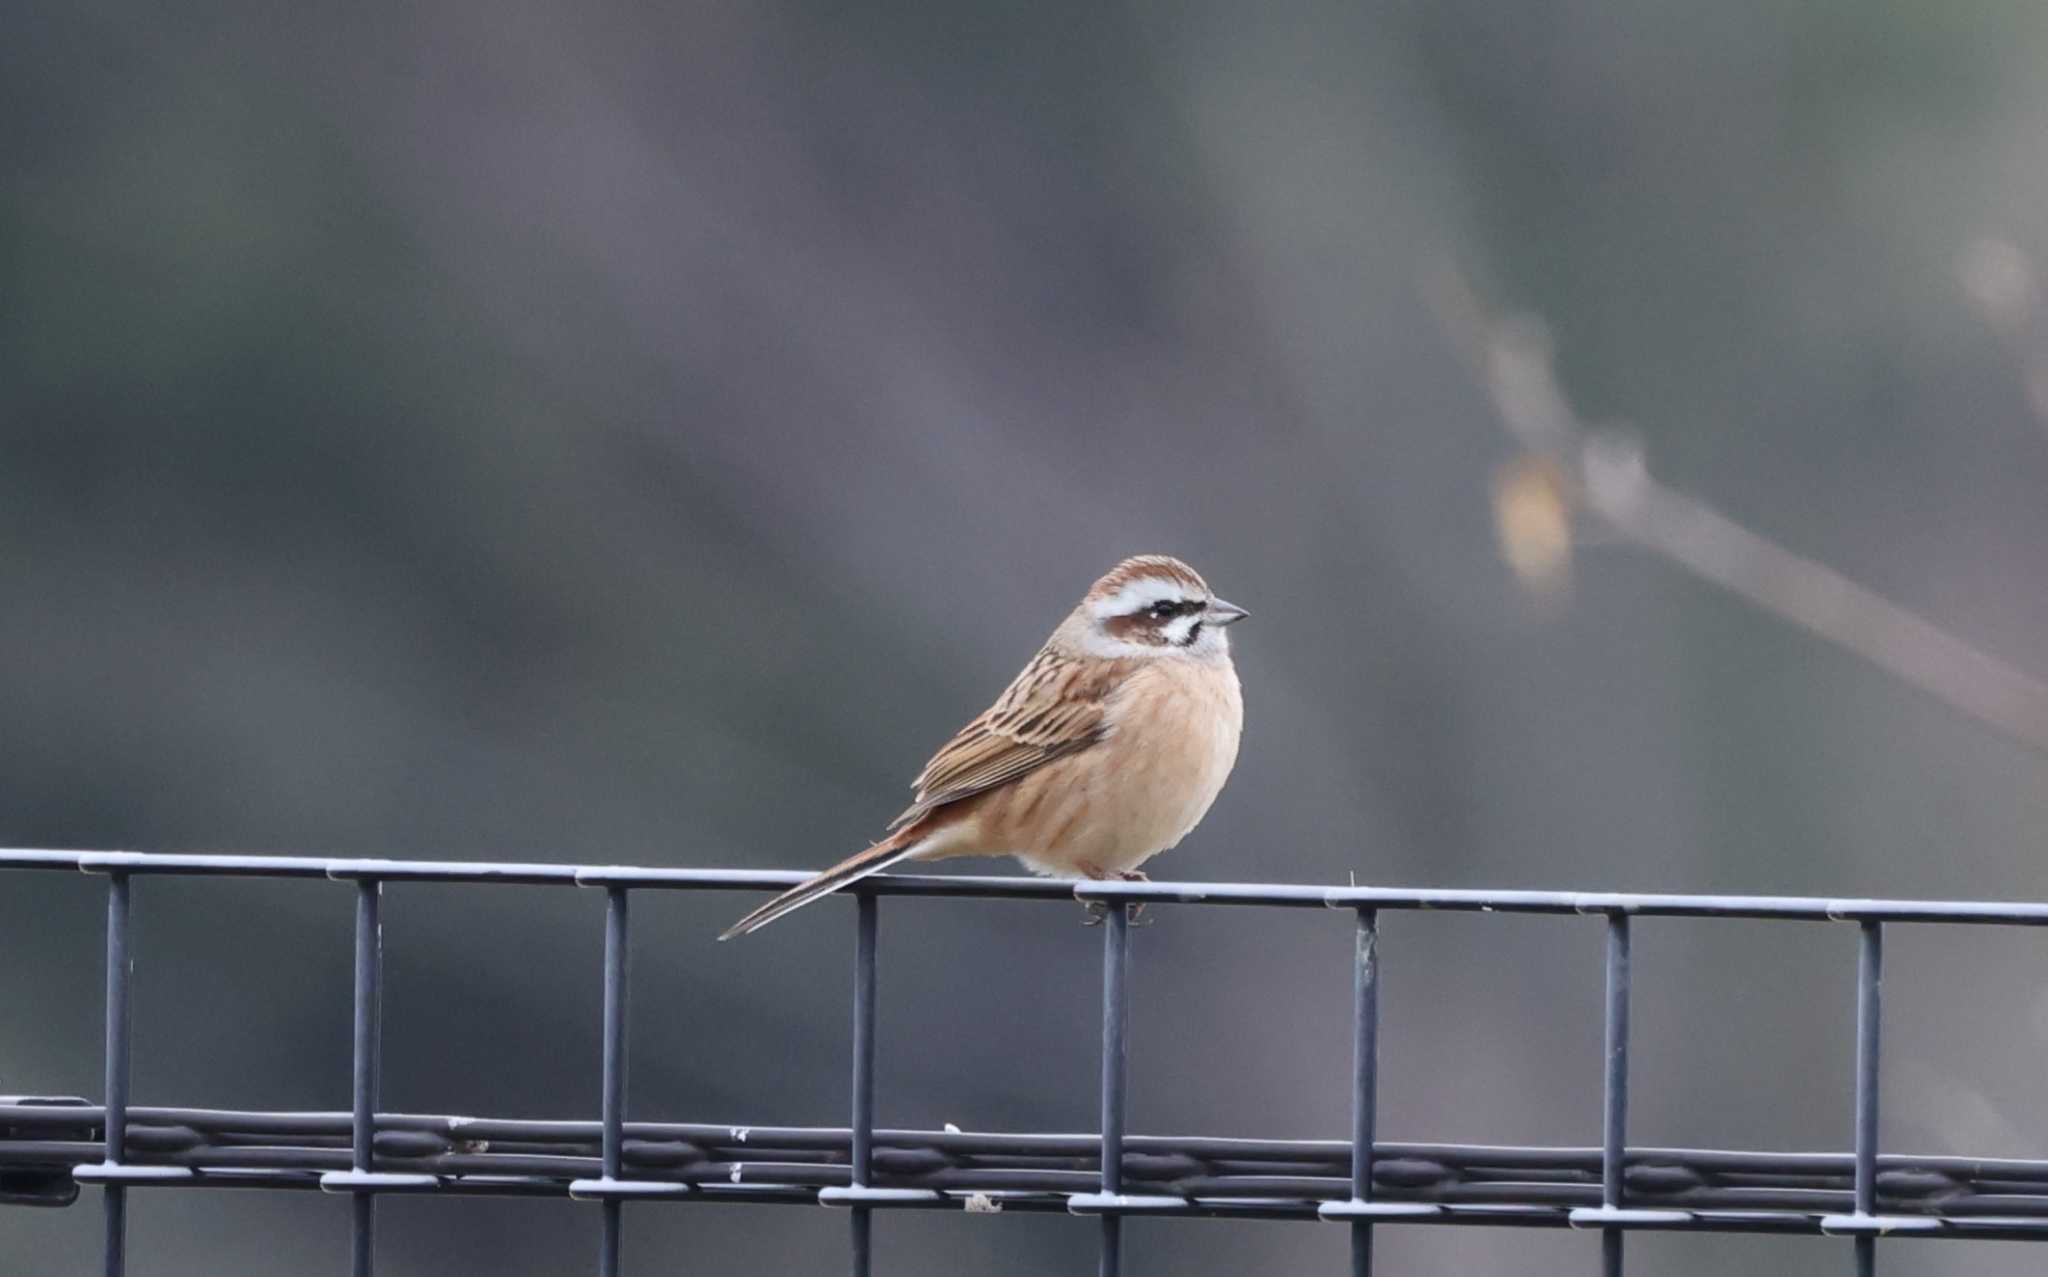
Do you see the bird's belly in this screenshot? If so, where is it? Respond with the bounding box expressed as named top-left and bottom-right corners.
top-left (979, 662), bottom-right (1242, 877)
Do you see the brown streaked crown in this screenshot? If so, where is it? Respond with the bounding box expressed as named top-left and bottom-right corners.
top-left (1086, 555), bottom-right (1211, 603)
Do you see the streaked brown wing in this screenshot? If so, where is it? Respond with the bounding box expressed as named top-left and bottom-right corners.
top-left (884, 648), bottom-right (1129, 833)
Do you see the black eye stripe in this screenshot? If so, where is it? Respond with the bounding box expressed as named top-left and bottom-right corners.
top-left (1142, 599), bottom-right (1201, 620)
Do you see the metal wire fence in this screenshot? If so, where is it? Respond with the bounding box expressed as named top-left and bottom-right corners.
top-left (7, 849), bottom-right (2048, 1275)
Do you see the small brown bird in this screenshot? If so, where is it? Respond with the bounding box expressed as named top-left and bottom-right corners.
top-left (720, 555), bottom-right (1247, 938)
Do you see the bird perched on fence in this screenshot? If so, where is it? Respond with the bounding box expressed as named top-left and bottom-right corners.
top-left (720, 555), bottom-right (1248, 938)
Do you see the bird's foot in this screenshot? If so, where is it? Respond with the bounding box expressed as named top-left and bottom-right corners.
top-left (1080, 871), bottom-right (1152, 927)
top-left (1118, 871), bottom-right (1152, 926)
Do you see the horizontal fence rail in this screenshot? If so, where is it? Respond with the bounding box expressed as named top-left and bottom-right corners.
top-left (15, 1102), bottom-right (2048, 1228)
top-left (3, 847), bottom-right (2046, 1275)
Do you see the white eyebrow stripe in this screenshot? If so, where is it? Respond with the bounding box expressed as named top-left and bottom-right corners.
top-left (1089, 577), bottom-right (1201, 619)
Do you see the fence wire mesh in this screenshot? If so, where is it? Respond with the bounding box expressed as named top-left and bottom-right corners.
top-left (5, 848), bottom-right (2047, 1276)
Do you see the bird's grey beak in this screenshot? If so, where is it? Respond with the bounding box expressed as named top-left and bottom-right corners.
top-left (1206, 598), bottom-right (1250, 626)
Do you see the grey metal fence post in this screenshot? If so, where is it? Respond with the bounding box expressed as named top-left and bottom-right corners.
top-left (1852, 922), bottom-right (1881, 1277)
top-left (600, 886), bottom-right (630, 1277)
top-left (1097, 905), bottom-right (1130, 1277)
top-left (1351, 909), bottom-right (1378, 1276)
top-left (1600, 914), bottom-right (1630, 1277)
top-left (849, 893), bottom-right (879, 1276)
top-left (101, 872), bottom-right (131, 1277)
top-left (350, 879), bottom-right (383, 1277)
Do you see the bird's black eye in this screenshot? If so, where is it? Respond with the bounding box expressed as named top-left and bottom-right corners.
top-left (1148, 600), bottom-right (1178, 619)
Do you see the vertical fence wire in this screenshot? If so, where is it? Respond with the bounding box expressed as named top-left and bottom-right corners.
top-left (100, 873), bottom-right (131, 1277)
top-left (600, 887), bottom-right (630, 1277)
top-left (850, 893), bottom-right (879, 1277)
top-left (351, 880), bottom-right (383, 1277)
top-left (1350, 908), bottom-right (1379, 1277)
top-left (1852, 921), bottom-right (1883, 1277)
top-left (1097, 905), bottom-right (1131, 1277)
top-left (1600, 915), bottom-right (1631, 1277)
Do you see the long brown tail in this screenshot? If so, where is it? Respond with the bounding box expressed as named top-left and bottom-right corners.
top-left (719, 836), bottom-right (924, 939)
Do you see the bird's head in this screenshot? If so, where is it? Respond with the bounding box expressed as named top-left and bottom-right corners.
top-left (1069, 555), bottom-right (1248, 662)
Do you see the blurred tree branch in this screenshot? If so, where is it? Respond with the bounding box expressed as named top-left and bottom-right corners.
top-left (1432, 265), bottom-right (2048, 753)
top-left (1959, 236), bottom-right (2048, 431)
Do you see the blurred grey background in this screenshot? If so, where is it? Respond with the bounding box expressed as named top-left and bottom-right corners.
top-left (7, 0), bottom-right (2048, 1272)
